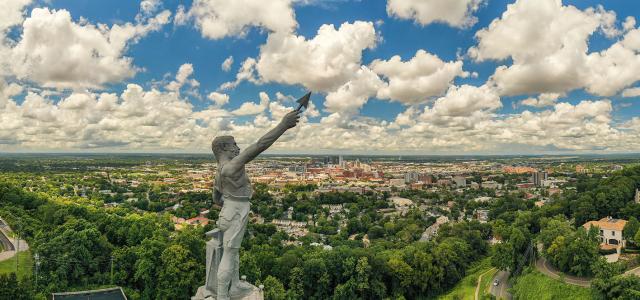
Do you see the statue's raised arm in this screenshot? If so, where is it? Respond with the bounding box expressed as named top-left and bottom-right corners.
top-left (221, 110), bottom-right (301, 175)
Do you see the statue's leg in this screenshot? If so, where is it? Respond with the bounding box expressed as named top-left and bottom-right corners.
top-left (231, 249), bottom-right (240, 286)
top-left (216, 204), bottom-right (236, 300)
top-left (217, 247), bottom-right (238, 300)
top-left (228, 209), bottom-right (254, 296)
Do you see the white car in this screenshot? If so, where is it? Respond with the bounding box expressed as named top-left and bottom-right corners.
top-left (493, 279), bottom-right (500, 286)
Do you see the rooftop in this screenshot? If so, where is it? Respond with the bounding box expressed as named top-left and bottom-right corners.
top-left (52, 287), bottom-right (127, 300)
top-left (582, 217), bottom-right (627, 231)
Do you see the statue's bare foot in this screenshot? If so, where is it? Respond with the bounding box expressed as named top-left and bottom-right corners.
top-left (229, 281), bottom-right (255, 298)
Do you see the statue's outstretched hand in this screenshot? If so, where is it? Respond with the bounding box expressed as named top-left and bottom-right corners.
top-left (281, 110), bottom-right (301, 129)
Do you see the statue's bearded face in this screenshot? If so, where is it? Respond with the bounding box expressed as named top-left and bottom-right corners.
top-left (222, 140), bottom-right (240, 157)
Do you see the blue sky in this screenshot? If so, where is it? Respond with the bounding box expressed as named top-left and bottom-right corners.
top-left (1, 0), bottom-right (640, 154)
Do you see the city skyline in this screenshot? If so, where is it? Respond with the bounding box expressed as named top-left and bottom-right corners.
top-left (1, 0), bottom-right (640, 154)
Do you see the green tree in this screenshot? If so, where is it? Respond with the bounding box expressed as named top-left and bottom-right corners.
top-left (157, 245), bottom-right (200, 299)
top-left (592, 274), bottom-right (640, 300)
top-left (262, 275), bottom-right (286, 300)
top-left (0, 273), bottom-right (33, 299)
top-left (134, 238), bottom-right (167, 299)
top-left (287, 267), bottom-right (304, 300)
top-left (624, 217), bottom-right (640, 243)
top-left (355, 257), bottom-right (371, 298)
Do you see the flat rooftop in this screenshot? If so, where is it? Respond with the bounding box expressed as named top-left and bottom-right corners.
top-left (52, 287), bottom-right (127, 300)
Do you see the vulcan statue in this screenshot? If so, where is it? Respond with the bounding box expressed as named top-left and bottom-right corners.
top-left (193, 93), bottom-right (310, 300)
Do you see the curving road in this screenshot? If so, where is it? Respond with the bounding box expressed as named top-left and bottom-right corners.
top-left (535, 257), bottom-right (592, 287)
top-left (0, 228), bottom-right (15, 252)
top-left (490, 270), bottom-right (512, 300)
top-left (0, 218), bottom-right (29, 262)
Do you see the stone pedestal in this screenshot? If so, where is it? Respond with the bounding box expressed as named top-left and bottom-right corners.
top-left (192, 285), bottom-right (264, 300)
top-left (192, 228), bottom-right (264, 300)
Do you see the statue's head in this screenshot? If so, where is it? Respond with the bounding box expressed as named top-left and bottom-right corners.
top-left (212, 135), bottom-right (240, 161)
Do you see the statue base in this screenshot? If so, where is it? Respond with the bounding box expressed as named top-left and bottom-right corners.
top-left (191, 282), bottom-right (264, 300)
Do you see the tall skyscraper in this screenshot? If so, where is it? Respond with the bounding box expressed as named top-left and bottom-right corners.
top-left (532, 171), bottom-right (548, 187)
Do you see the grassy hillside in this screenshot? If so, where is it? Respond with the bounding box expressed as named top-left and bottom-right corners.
top-left (512, 269), bottom-right (591, 300)
top-left (439, 258), bottom-right (495, 300)
top-left (0, 250), bottom-right (33, 280)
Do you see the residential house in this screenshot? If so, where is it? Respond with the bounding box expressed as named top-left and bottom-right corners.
top-left (582, 216), bottom-right (627, 249)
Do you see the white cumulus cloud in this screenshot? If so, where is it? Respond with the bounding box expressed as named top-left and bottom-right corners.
top-left (7, 7), bottom-right (171, 90)
top-left (166, 63), bottom-right (200, 93)
top-left (221, 56), bottom-right (234, 72)
top-left (372, 49), bottom-right (467, 104)
top-left (469, 0), bottom-right (639, 97)
top-left (181, 0), bottom-right (297, 39)
top-left (250, 21), bottom-right (378, 92)
top-left (386, 0), bottom-right (484, 28)
top-left (207, 92), bottom-right (230, 107)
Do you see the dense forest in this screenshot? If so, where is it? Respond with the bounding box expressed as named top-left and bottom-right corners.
top-left (0, 180), bottom-right (490, 299)
top-left (4, 165), bottom-right (640, 299)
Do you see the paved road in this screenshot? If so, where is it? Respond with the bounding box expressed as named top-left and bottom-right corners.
top-left (0, 227), bottom-right (15, 252)
top-left (623, 265), bottom-right (640, 276)
top-left (490, 270), bottom-right (512, 300)
top-left (535, 257), bottom-right (591, 287)
top-left (0, 218), bottom-right (29, 262)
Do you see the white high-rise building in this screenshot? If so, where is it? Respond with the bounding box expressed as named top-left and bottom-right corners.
top-left (404, 172), bottom-right (419, 183)
top-left (532, 171), bottom-right (548, 187)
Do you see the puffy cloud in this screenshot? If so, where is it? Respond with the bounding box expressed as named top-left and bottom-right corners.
top-left (624, 16), bottom-right (637, 32)
top-left (583, 39), bottom-right (640, 96)
top-left (324, 66), bottom-right (383, 113)
top-left (0, 80), bottom-right (23, 109)
top-left (386, 0), bottom-right (483, 28)
top-left (520, 93), bottom-right (561, 108)
top-left (231, 92), bottom-right (270, 116)
top-left (223, 21), bottom-right (382, 114)
top-left (0, 0), bottom-right (31, 32)
top-left (428, 85), bottom-right (501, 117)
top-left (372, 49), bottom-right (467, 104)
top-left (207, 92), bottom-right (229, 107)
top-left (492, 100), bottom-right (617, 150)
top-left (390, 106), bottom-right (419, 128)
top-left (250, 21), bottom-right (378, 92)
top-left (219, 58), bottom-right (259, 90)
top-left (0, 83), bottom-right (209, 150)
top-left (140, 0), bottom-right (161, 15)
top-left (7, 7), bottom-right (171, 90)
top-left (0, 80), bottom-right (637, 153)
top-left (469, 0), bottom-right (636, 97)
top-left (174, 5), bottom-right (189, 26)
top-left (415, 85), bottom-right (501, 132)
top-left (182, 0), bottom-right (297, 39)
top-left (622, 87), bottom-right (640, 98)
top-left (388, 97), bottom-right (629, 153)
top-left (221, 56), bottom-right (234, 72)
top-left (470, 0), bottom-right (614, 62)
top-left (166, 63), bottom-right (200, 92)
top-left (276, 92), bottom-right (294, 102)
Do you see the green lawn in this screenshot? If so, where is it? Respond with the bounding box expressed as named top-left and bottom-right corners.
top-left (0, 250), bottom-right (33, 279)
top-left (478, 268), bottom-right (498, 298)
top-left (511, 268), bottom-right (591, 300)
top-left (438, 258), bottom-right (494, 300)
